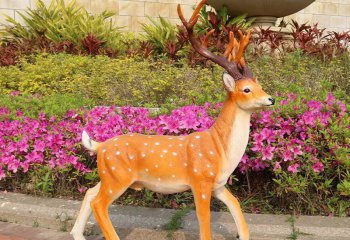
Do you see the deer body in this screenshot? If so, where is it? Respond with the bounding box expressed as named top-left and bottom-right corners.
top-left (71, 1), bottom-right (275, 239)
top-left (88, 94), bottom-right (251, 196)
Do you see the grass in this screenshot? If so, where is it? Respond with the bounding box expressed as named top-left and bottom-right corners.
top-left (161, 207), bottom-right (191, 238)
top-left (286, 214), bottom-right (312, 240)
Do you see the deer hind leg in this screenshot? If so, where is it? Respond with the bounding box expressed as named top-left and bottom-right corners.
top-left (213, 187), bottom-right (250, 240)
top-left (91, 179), bottom-right (132, 240)
top-left (192, 181), bottom-right (213, 240)
top-left (71, 182), bottom-right (101, 240)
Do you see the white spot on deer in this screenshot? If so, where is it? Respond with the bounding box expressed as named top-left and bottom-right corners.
top-left (144, 143), bottom-right (148, 146)
top-left (147, 136), bottom-right (152, 138)
top-left (169, 163), bottom-right (173, 167)
top-left (158, 178), bottom-right (161, 181)
top-left (113, 138), bottom-right (118, 141)
top-left (128, 168), bottom-right (132, 172)
top-left (179, 143), bottom-right (183, 147)
top-left (160, 154), bottom-right (164, 158)
top-left (194, 168), bottom-right (198, 173)
top-left (141, 153), bottom-right (146, 158)
top-left (145, 168), bottom-right (149, 172)
top-left (209, 151), bottom-right (214, 155)
top-left (172, 175), bottom-right (176, 178)
top-left (195, 136), bottom-right (200, 139)
top-left (210, 172), bottom-right (214, 176)
top-left (155, 142), bottom-right (160, 146)
top-left (150, 150), bottom-right (154, 153)
top-left (198, 153), bottom-right (203, 157)
top-left (190, 144), bottom-right (194, 147)
top-left (129, 156), bottom-right (134, 160)
top-left (116, 151), bottom-right (120, 155)
top-left (169, 144), bottom-right (173, 147)
top-left (172, 152), bottom-right (177, 156)
top-left (201, 194), bottom-right (206, 199)
top-left (155, 164), bottom-right (159, 168)
top-left (109, 190), bottom-right (113, 194)
top-left (168, 137), bottom-right (173, 140)
top-left (102, 149), bottom-right (106, 153)
top-left (111, 166), bottom-right (116, 171)
top-left (125, 142), bottom-right (129, 146)
top-left (206, 164), bottom-right (210, 168)
top-left (184, 163), bottom-right (188, 167)
top-left (107, 156), bottom-right (110, 160)
top-left (102, 170), bottom-right (106, 174)
top-left (163, 149), bottom-right (168, 153)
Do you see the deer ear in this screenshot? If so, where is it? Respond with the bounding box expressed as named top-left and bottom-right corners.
top-left (223, 72), bottom-right (236, 92)
top-left (253, 77), bottom-right (259, 83)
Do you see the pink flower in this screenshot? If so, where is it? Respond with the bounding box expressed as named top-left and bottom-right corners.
top-left (326, 93), bottom-right (336, 106)
top-left (282, 150), bottom-right (294, 162)
top-left (0, 168), bottom-right (5, 180)
top-left (262, 146), bottom-right (275, 160)
top-left (280, 99), bottom-right (289, 105)
top-left (7, 158), bottom-right (20, 173)
top-left (34, 140), bottom-right (46, 152)
top-left (18, 139), bottom-right (29, 152)
top-left (260, 128), bottom-right (273, 140)
top-left (180, 116), bottom-right (199, 130)
top-left (78, 186), bottom-right (88, 193)
top-left (273, 161), bottom-right (281, 171)
top-left (291, 146), bottom-right (303, 156)
top-left (287, 163), bottom-right (300, 173)
top-left (312, 161), bottom-right (324, 173)
top-left (10, 91), bottom-right (20, 96)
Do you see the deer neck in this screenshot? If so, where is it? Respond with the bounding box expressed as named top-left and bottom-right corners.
top-left (210, 95), bottom-right (251, 173)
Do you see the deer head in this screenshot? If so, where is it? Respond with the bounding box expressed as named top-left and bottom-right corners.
top-left (178, 0), bottom-right (275, 111)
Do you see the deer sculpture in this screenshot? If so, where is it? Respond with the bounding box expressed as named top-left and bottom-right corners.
top-left (70, 0), bottom-right (275, 239)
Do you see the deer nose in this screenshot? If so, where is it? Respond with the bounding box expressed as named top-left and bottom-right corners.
top-left (268, 98), bottom-right (275, 105)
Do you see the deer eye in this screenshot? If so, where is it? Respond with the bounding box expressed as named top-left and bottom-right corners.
top-left (243, 88), bottom-right (251, 93)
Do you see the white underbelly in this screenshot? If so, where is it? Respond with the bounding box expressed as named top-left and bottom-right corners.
top-left (140, 181), bottom-right (190, 194)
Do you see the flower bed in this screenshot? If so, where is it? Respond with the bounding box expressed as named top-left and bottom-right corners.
top-left (0, 92), bottom-right (349, 215)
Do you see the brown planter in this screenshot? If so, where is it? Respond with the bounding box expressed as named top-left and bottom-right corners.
top-left (207, 0), bottom-right (315, 26)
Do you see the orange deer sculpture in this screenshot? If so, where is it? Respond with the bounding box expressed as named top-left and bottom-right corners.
top-left (70, 1), bottom-right (275, 239)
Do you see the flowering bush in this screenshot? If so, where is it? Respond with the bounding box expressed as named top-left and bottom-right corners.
top-left (241, 92), bottom-right (349, 173)
top-left (0, 92), bottom-right (349, 215)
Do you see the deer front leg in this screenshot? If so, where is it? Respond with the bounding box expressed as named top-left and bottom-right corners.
top-left (192, 181), bottom-right (213, 240)
top-left (213, 187), bottom-right (249, 240)
top-left (71, 182), bottom-right (101, 240)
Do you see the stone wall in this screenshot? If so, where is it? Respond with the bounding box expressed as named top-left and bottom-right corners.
top-left (286, 0), bottom-right (350, 32)
top-left (0, 0), bottom-right (350, 32)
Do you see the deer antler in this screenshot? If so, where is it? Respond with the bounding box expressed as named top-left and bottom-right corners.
top-left (177, 0), bottom-right (245, 80)
top-left (224, 30), bottom-right (254, 78)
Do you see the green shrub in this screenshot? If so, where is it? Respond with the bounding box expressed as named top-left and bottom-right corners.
top-left (0, 52), bottom-right (349, 109)
top-left (1, 0), bottom-right (123, 54)
top-left (0, 93), bottom-right (94, 119)
top-left (249, 51), bottom-right (350, 102)
top-left (141, 16), bottom-right (179, 56)
top-left (0, 54), bottom-right (224, 107)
